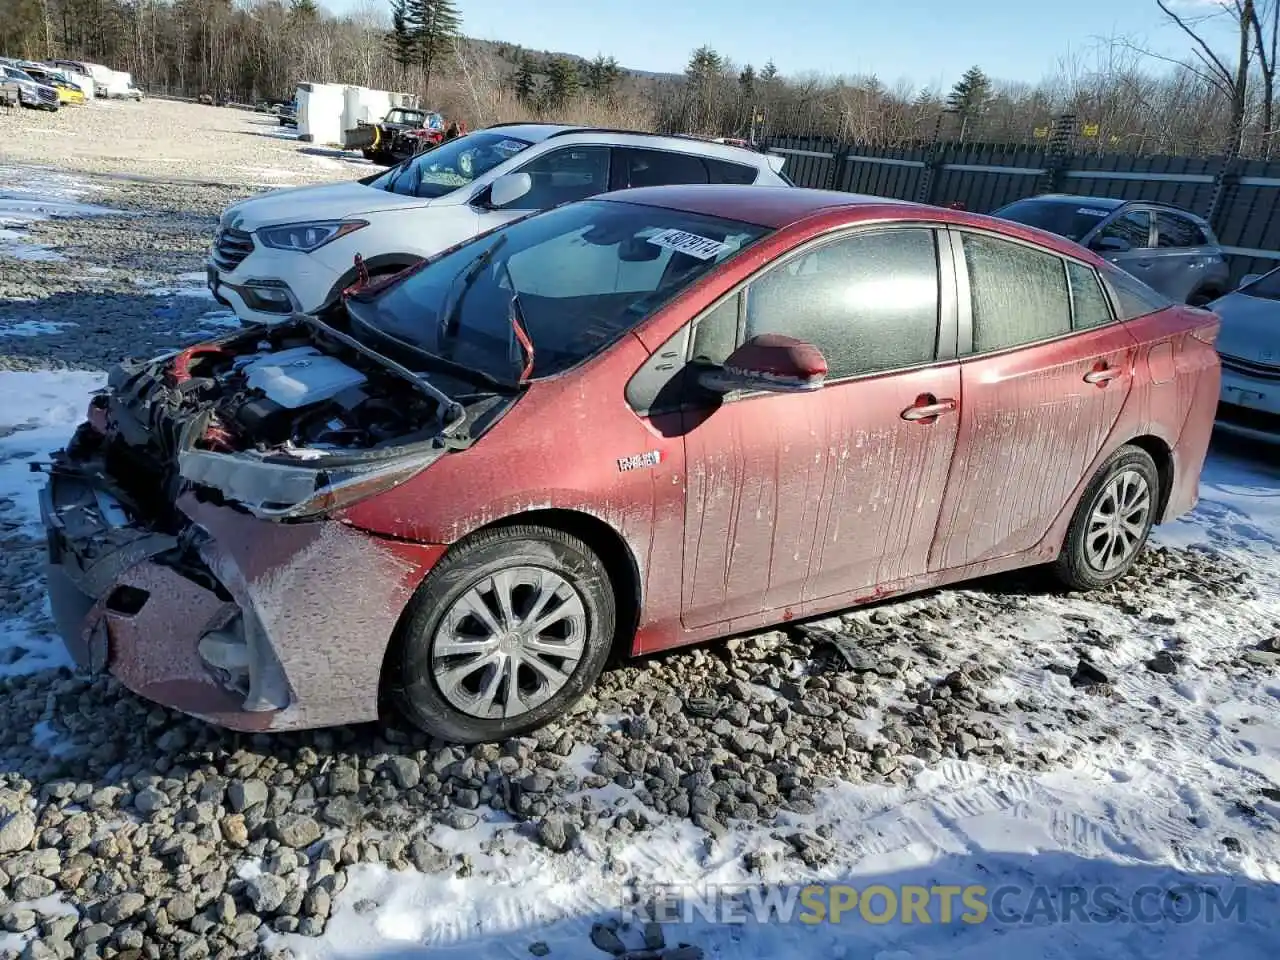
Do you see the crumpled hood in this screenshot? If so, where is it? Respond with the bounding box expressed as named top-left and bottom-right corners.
top-left (1208, 291), bottom-right (1280, 367)
top-left (221, 181), bottom-right (433, 231)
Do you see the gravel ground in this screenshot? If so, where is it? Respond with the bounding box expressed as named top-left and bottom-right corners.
top-left (1, 101), bottom-right (1278, 960)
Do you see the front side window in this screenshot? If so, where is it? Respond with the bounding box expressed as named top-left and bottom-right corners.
top-left (740, 228), bottom-right (941, 379)
top-left (1094, 210), bottom-right (1152, 250)
top-left (367, 131), bottom-right (532, 199)
top-left (962, 233), bottom-right (1071, 352)
top-left (346, 199), bottom-right (770, 384)
top-left (508, 146), bottom-right (611, 209)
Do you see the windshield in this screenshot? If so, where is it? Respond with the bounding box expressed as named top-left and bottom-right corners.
top-left (387, 109), bottom-right (425, 125)
top-left (346, 199), bottom-right (771, 384)
top-left (366, 131), bottom-right (532, 199)
top-left (993, 198), bottom-right (1119, 242)
top-left (1240, 266), bottom-right (1280, 301)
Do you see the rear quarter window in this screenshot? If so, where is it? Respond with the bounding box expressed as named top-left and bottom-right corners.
top-left (705, 158), bottom-right (759, 184)
top-left (1101, 263), bottom-right (1173, 319)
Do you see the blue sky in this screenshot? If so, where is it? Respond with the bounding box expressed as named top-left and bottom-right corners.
top-left (332, 0), bottom-right (1237, 89)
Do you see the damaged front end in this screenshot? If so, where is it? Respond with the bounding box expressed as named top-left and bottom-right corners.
top-left (40, 316), bottom-right (513, 730)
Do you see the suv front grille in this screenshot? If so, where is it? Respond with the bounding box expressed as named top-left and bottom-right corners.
top-left (211, 227), bottom-right (254, 272)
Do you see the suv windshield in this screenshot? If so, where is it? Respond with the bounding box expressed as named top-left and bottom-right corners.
top-left (367, 131), bottom-right (532, 199)
top-left (345, 199), bottom-right (771, 384)
top-left (993, 198), bottom-right (1119, 242)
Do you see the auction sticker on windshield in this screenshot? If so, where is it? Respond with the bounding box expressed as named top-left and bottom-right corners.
top-left (1076, 207), bottom-right (1112, 217)
top-left (647, 229), bottom-right (730, 260)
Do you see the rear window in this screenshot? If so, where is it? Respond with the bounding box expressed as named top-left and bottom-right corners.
top-left (993, 198), bottom-right (1118, 242)
top-left (1239, 266), bottom-right (1280, 301)
top-left (1101, 263), bottom-right (1173, 319)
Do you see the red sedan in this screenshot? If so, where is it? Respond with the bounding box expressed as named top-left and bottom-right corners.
top-left (41, 185), bottom-right (1221, 743)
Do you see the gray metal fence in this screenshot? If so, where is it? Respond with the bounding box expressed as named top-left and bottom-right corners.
top-left (764, 133), bottom-right (1280, 284)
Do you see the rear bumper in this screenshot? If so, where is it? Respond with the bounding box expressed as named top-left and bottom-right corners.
top-left (42, 469), bottom-right (446, 732)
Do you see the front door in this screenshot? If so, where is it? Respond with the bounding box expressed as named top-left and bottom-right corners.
top-left (479, 144), bottom-right (612, 230)
top-left (1089, 207), bottom-right (1159, 290)
top-left (931, 228), bottom-right (1136, 570)
top-left (678, 225), bottom-right (963, 628)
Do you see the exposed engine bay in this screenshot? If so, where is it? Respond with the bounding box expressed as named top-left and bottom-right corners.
top-left (53, 318), bottom-right (515, 525)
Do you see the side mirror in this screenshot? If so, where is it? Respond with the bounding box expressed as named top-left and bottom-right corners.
top-left (488, 172), bottom-right (532, 209)
top-left (1238, 273), bottom-right (1262, 290)
top-left (1092, 235), bottom-right (1131, 254)
top-left (697, 334), bottom-right (828, 395)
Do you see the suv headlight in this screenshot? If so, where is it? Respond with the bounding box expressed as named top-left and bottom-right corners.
top-left (256, 220), bottom-right (368, 253)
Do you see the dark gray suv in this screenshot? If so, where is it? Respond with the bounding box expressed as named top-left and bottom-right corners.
top-left (991, 194), bottom-right (1230, 306)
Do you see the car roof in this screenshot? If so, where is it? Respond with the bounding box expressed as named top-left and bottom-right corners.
top-left (597, 184), bottom-right (923, 228)
top-left (1017, 193), bottom-right (1208, 219)
top-left (1016, 194), bottom-right (1127, 209)
top-left (480, 123), bottom-right (778, 166)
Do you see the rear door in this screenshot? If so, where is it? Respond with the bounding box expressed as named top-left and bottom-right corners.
top-left (610, 147), bottom-right (710, 190)
top-left (931, 228), bottom-right (1137, 570)
top-left (1152, 210), bottom-right (1227, 303)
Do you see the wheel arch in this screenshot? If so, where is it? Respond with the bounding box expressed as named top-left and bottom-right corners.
top-left (1125, 433), bottom-right (1175, 521)
top-left (376, 507), bottom-right (644, 714)
top-left (322, 253), bottom-right (424, 307)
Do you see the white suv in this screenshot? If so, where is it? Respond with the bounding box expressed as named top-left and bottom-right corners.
top-left (207, 124), bottom-right (792, 325)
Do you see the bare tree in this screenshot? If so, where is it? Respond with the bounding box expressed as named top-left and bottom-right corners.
top-left (1153, 0), bottom-right (1254, 152)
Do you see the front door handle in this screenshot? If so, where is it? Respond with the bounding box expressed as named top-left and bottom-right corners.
top-left (1135, 260), bottom-right (1153, 268)
top-left (1084, 365), bottom-right (1121, 385)
top-left (901, 396), bottom-right (957, 421)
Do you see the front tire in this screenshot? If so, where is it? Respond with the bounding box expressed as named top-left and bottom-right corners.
top-left (389, 525), bottom-right (616, 744)
top-left (1053, 445), bottom-right (1160, 591)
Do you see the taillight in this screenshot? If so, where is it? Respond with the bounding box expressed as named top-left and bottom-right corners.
top-left (1191, 321), bottom-right (1220, 344)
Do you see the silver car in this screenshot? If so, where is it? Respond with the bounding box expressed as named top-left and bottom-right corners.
top-left (992, 195), bottom-right (1231, 306)
top-left (1207, 269), bottom-right (1280, 443)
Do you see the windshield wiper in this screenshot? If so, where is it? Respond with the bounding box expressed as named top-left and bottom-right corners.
top-left (344, 300), bottom-right (515, 393)
top-left (500, 258), bottom-right (535, 383)
top-left (439, 234), bottom-right (508, 344)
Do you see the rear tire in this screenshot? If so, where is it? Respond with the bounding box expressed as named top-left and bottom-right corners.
top-left (1052, 445), bottom-right (1160, 591)
top-left (1188, 289), bottom-right (1222, 307)
top-left (389, 525), bottom-right (616, 744)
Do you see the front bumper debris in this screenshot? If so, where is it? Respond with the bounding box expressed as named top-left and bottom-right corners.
top-left (41, 469), bottom-right (445, 732)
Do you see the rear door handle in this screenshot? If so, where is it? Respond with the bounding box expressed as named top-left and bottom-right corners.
top-left (901, 397), bottom-right (957, 421)
top-left (1135, 260), bottom-right (1153, 269)
top-left (1084, 366), bottom-right (1121, 385)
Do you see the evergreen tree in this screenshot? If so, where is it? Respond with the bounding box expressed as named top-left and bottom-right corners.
top-left (289, 0), bottom-right (318, 20)
top-left (403, 0), bottom-right (462, 96)
top-left (584, 54), bottom-right (620, 100)
top-left (513, 54), bottom-right (538, 104)
top-left (946, 65), bottom-right (990, 118)
top-left (544, 55), bottom-right (579, 108)
top-left (387, 0), bottom-right (416, 69)
top-left (759, 60), bottom-right (778, 83)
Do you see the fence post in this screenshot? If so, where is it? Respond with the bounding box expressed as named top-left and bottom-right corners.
top-left (1206, 151), bottom-right (1241, 238)
top-left (916, 114), bottom-right (944, 205)
top-left (1038, 113), bottom-right (1078, 195)
top-left (826, 139), bottom-right (851, 192)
